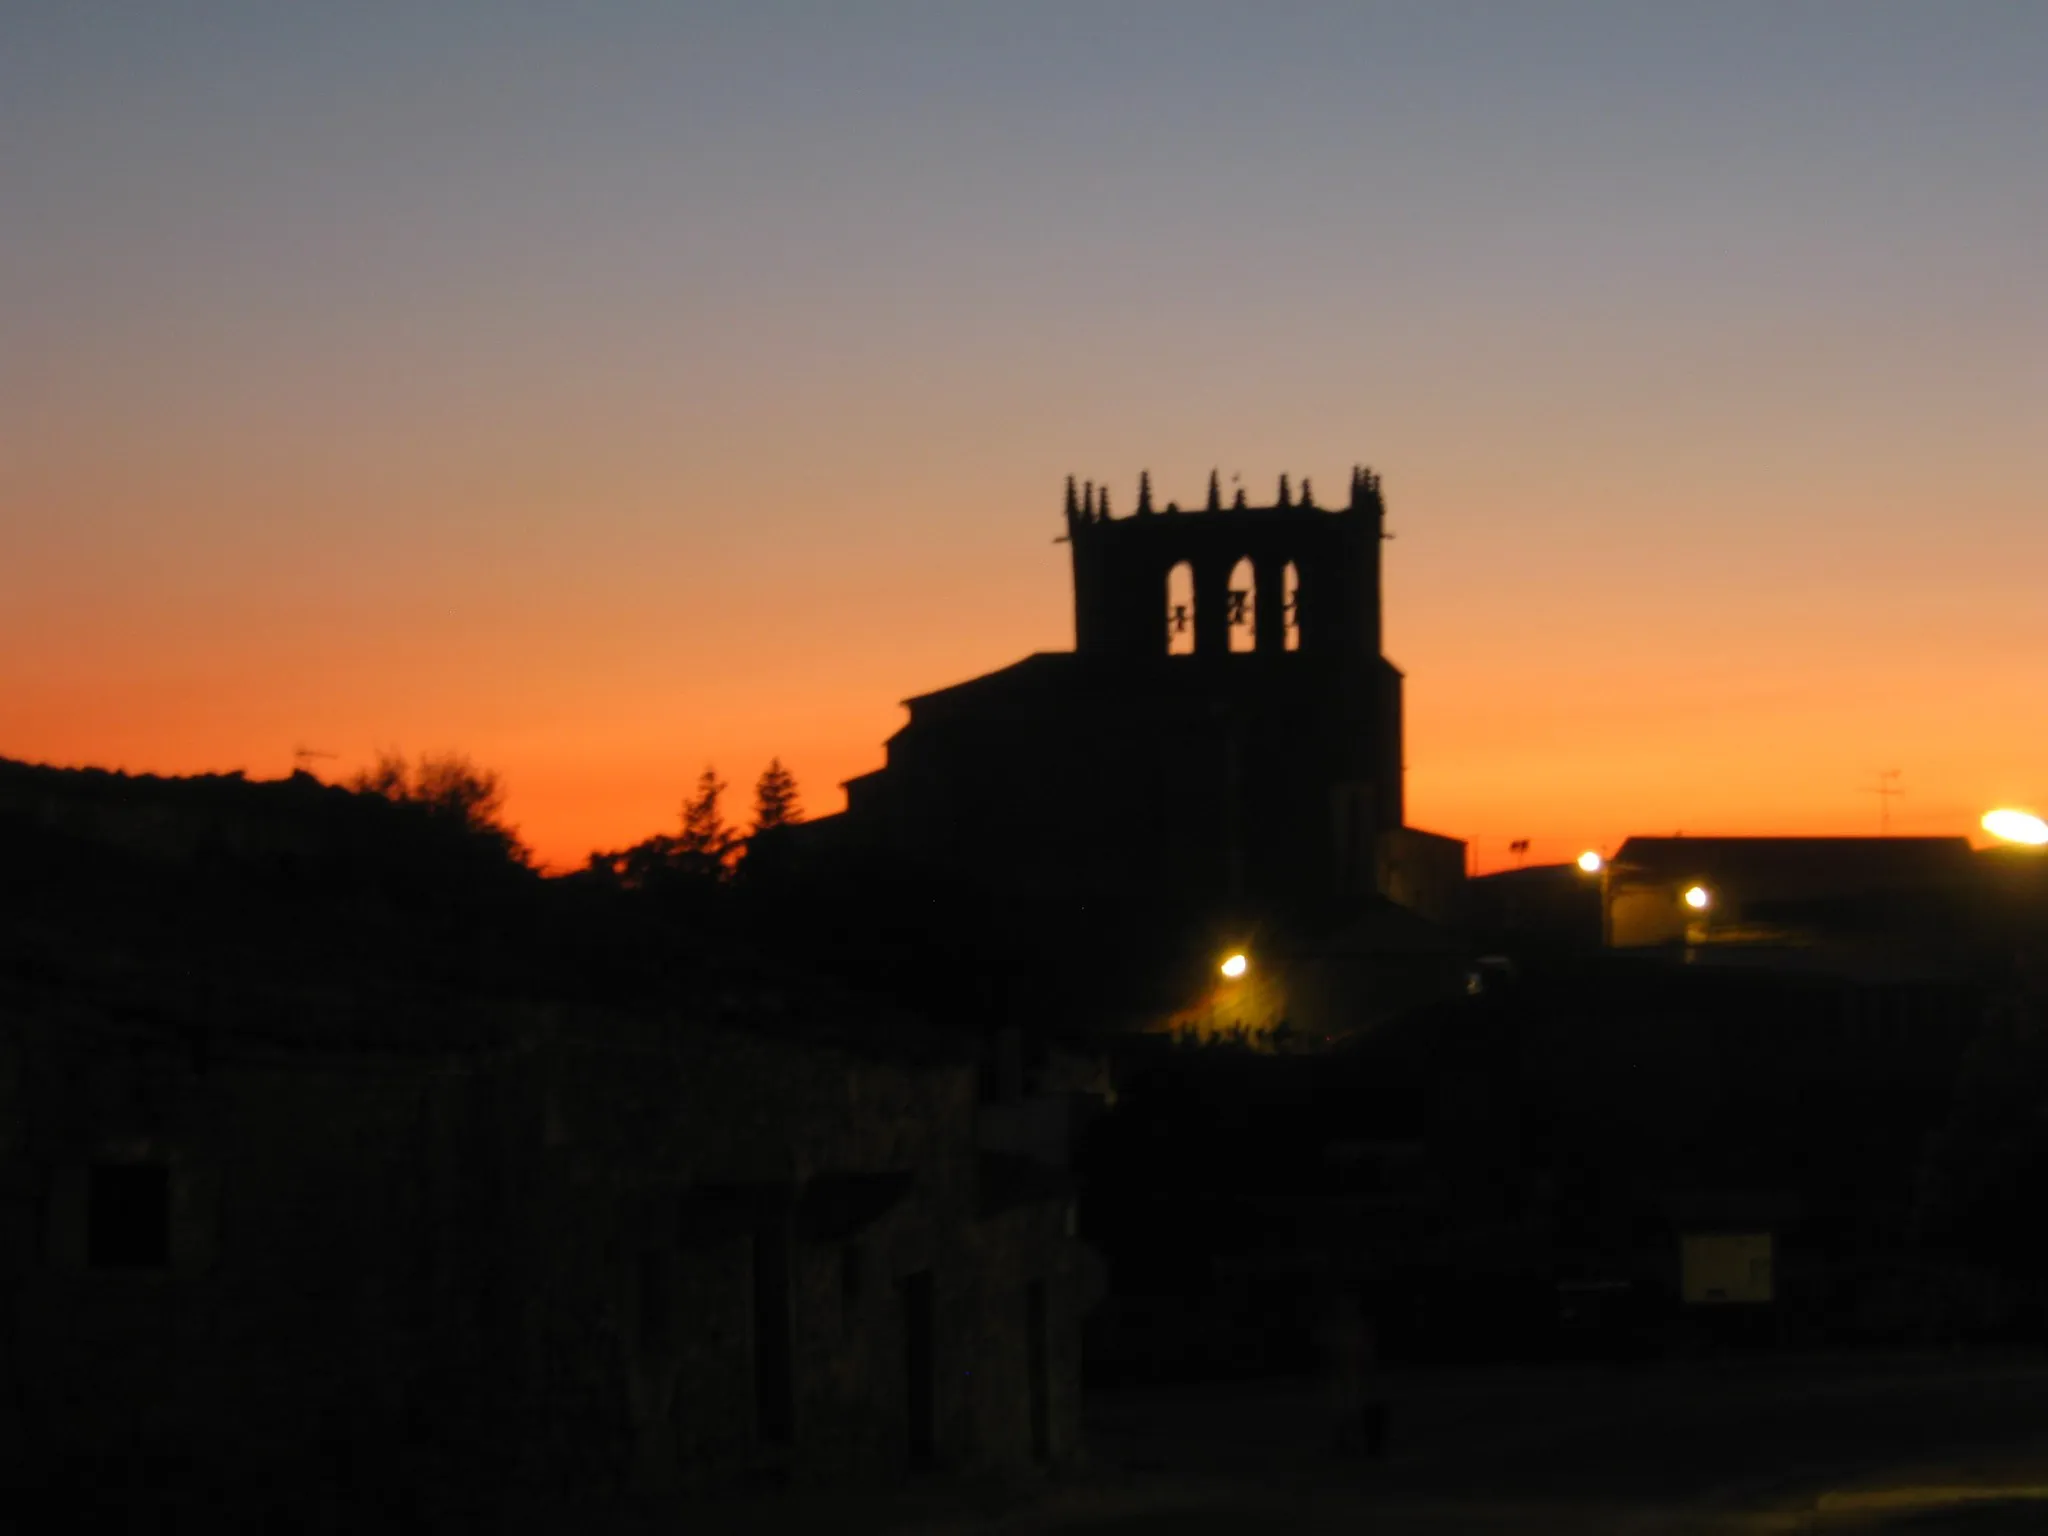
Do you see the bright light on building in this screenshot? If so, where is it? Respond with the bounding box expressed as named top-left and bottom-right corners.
top-left (1220, 953), bottom-right (1248, 979)
top-left (1982, 808), bottom-right (2048, 846)
top-left (1683, 885), bottom-right (1711, 911)
top-left (1577, 851), bottom-right (1603, 874)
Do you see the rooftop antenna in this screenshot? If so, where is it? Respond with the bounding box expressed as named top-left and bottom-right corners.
top-left (1866, 769), bottom-right (1904, 835)
top-left (293, 745), bottom-right (338, 776)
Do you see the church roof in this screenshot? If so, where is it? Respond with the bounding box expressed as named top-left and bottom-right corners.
top-left (900, 653), bottom-right (1074, 711)
top-left (891, 649), bottom-right (1396, 736)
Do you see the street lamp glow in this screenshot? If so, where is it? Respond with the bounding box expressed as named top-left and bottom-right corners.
top-left (1982, 809), bottom-right (2048, 846)
top-left (1577, 851), bottom-right (1603, 874)
top-left (1220, 953), bottom-right (1248, 980)
top-left (1683, 885), bottom-right (1711, 911)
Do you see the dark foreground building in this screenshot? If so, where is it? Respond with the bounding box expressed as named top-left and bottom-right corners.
top-left (803, 467), bottom-right (1465, 933)
top-left (0, 761), bottom-right (1094, 1525)
top-left (1603, 835), bottom-right (1982, 957)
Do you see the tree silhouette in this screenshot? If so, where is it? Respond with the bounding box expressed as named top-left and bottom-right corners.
top-left (350, 751), bottom-right (411, 802)
top-left (347, 749), bottom-right (531, 867)
top-left (677, 766), bottom-right (739, 882)
top-left (580, 764), bottom-right (765, 890)
top-left (751, 759), bottom-right (803, 835)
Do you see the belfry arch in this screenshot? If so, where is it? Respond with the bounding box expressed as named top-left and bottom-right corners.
top-left (1226, 557), bottom-right (1256, 654)
top-left (1165, 560), bottom-right (1195, 655)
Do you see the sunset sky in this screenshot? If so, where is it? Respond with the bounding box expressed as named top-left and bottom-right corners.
top-left (5, 4), bottom-right (2044, 872)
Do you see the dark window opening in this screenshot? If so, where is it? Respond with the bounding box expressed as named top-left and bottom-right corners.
top-left (1027, 1279), bottom-right (1052, 1462)
top-left (88, 1162), bottom-right (170, 1269)
top-left (637, 1248), bottom-right (672, 1356)
top-left (902, 1269), bottom-right (937, 1469)
top-left (842, 1242), bottom-right (864, 1309)
top-left (753, 1225), bottom-right (795, 1445)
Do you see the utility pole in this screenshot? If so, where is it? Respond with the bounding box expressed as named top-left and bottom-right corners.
top-left (1865, 769), bottom-right (1904, 836)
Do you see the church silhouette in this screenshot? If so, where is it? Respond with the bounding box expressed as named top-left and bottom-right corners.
top-left (798, 465), bottom-right (1464, 939)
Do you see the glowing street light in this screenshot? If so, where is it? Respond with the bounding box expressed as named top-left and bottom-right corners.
top-left (1683, 885), bottom-right (1711, 911)
top-left (1577, 851), bottom-right (1603, 874)
top-left (1982, 808), bottom-right (2048, 847)
top-left (1220, 952), bottom-right (1248, 980)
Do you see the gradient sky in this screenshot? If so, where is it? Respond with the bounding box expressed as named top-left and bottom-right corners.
top-left (5, 3), bottom-right (2044, 872)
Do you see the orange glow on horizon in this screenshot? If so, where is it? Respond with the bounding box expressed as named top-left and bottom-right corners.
top-left (7, 462), bottom-right (2044, 876)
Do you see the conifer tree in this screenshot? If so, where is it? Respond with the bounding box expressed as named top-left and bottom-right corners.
top-left (677, 766), bottom-right (738, 881)
top-left (751, 758), bottom-right (803, 835)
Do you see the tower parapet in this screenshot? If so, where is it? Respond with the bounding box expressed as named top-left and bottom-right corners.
top-left (1066, 467), bottom-right (1390, 660)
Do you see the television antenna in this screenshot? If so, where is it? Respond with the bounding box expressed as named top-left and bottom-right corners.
top-left (1865, 769), bottom-right (1904, 835)
top-left (294, 745), bottom-right (338, 773)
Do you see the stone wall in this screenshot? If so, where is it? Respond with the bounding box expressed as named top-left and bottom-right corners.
top-left (0, 988), bottom-right (1092, 1517)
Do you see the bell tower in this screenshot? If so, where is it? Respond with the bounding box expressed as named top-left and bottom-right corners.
top-left (1065, 467), bottom-right (1390, 662)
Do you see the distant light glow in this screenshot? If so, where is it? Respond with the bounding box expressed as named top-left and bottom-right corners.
top-left (1577, 851), bottom-right (1603, 874)
top-left (1220, 953), bottom-right (1248, 979)
top-left (1683, 885), bottom-right (1711, 911)
top-left (1983, 809), bottom-right (2048, 846)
